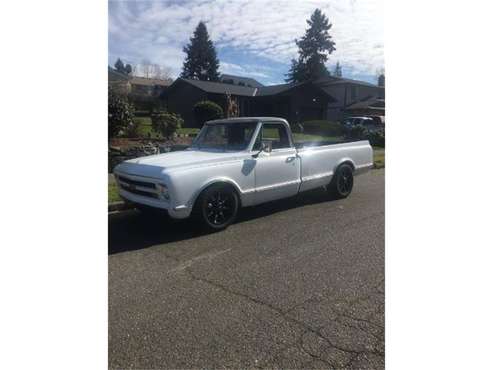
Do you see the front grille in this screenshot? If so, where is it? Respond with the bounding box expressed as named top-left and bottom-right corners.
top-left (116, 174), bottom-right (159, 199)
top-left (118, 176), bottom-right (155, 189)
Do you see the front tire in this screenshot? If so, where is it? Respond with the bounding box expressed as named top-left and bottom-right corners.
top-left (328, 164), bottom-right (354, 199)
top-left (193, 184), bottom-right (239, 231)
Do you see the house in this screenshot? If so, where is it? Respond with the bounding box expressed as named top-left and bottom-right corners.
top-left (108, 67), bottom-right (173, 110)
top-left (163, 73), bottom-right (385, 127)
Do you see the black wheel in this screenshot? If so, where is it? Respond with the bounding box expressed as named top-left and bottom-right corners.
top-left (328, 164), bottom-right (354, 198)
top-left (193, 184), bottom-right (239, 231)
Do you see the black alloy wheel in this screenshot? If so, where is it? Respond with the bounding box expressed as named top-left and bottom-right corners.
top-left (195, 184), bottom-right (239, 231)
top-left (329, 164), bottom-right (354, 198)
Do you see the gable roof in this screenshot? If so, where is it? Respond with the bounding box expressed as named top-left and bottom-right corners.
top-left (174, 78), bottom-right (258, 96)
top-left (256, 82), bottom-right (302, 96)
top-left (345, 96), bottom-right (385, 110)
top-left (315, 76), bottom-right (382, 89)
top-left (220, 74), bottom-right (264, 88)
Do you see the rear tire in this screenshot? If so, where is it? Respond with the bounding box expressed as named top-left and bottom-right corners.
top-left (193, 183), bottom-right (239, 232)
top-left (327, 164), bottom-right (354, 199)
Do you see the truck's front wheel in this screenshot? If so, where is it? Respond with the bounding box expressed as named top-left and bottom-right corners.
top-left (193, 184), bottom-right (239, 232)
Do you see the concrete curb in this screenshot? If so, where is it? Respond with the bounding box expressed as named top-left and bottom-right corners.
top-left (108, 201), bottom-right (133, 213)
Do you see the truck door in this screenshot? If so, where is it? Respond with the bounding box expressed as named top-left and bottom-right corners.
top-left (253, 122), bottom-right (301, 204)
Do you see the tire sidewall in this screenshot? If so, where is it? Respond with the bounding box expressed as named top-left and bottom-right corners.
top-left (331, 164), bottom-right (354, 198)
top-left (197, 184), bottom-right (239, 231)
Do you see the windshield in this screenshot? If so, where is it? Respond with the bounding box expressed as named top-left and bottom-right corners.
top-left (191, 122), bottom-right (258, 151)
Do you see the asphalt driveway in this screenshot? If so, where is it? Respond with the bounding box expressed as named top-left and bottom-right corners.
top-left (109, 169), bottom-right (385, 369)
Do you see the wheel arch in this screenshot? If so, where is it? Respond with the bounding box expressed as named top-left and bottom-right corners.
top-left (334, 158), bottom-right (356, 173)
top-left (190, 177), bottom-right (243, 210)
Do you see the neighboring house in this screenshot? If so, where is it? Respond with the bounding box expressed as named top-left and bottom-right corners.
top-left (316, 77), bottom-right (385, 121)
top-left (108, 66), bottom-right (172, 110)
top-left (164, 74), bottom-right (384, 127)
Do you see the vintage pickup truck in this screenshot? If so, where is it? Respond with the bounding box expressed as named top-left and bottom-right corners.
top-left (114, 117), bottom-right (373, 230)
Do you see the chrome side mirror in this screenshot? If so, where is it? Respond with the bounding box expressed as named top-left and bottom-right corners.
top-left (261, 140), bottom-right (272, 153)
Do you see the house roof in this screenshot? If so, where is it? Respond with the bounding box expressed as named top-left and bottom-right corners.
top-left (345, 96), bottom-right (385, 110)
top-left (256, 82), bottom-right (302, 96)
top-left (176, 78), bottom-right (259, 96)
top-left (315, 76), bottom-right (382, 89)
top-left (220, 74), bottom-right (264, 88)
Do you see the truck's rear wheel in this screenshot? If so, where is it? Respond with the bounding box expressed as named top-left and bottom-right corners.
top-left (328, 164), bottom-right (354, 198)
top-left (194, 184), bottom-right (239, 231)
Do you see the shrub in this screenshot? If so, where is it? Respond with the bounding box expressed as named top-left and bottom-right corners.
top-left (151, 111), bottom-right (183, 139)
top-left (124, 118), bottom-right (142, 138)
top-left (345, 124), bottom-right (369, 140)
top-left (368, 130), bottom-right (385, 147)
top-left (301, 120), bottom-right (345, 136)
top-left (193, 100), bottom-right (223, 127)
top-left (108, 87), bottom-right (134, 137)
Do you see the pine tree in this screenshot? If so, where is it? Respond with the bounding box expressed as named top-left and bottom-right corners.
top-left (124, 63), bottom-right (132, 75)
top-left (114, 58), bottom-right (125, 73)
top-left (286, 9), bottom-right (336, 83)
top-left (181, 22), bottom-right (220, 81)
top-left (334, 61), bottom-right (342, 77)
top-left (378, 73), bottom-right (385, 87)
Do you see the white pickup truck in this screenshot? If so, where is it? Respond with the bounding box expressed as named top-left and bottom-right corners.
top-left (114, 117), bottom-right (373, 231)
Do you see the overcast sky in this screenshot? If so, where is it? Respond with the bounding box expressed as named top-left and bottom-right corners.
top-left (109, 0), bottom-right (384, 85)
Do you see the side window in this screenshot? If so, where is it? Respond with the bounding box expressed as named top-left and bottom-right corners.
top-left (261, 123), bottom-right (291, 150)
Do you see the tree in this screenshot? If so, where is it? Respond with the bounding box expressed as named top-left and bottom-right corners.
top-left (334, 61), bottom-right (342, 77)
top-left (114, 58), bottom-right (125, 73)
top-left (108, 87), bottom-right (134, 137)
top-left (181, 21), bottom-right (220, 81)
top-left (376, 67), bottom-right (385, 87)
top-left (285, 9), bottom-right (336, 83)
top-left (124, 63), bottom-right (132, 75)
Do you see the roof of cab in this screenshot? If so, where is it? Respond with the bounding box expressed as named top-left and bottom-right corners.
top-left (205, 117), bottom-right (289, 125)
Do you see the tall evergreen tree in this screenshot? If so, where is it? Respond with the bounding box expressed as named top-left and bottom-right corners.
top-left (286, 9), bottom-right (336, 83)
top-left (114, 58), bottom-right (125, 73)
top-left (181, 22), bottom-right (220, 81)
top-left (124, 63), bottom-right (132, 75)
top-left (334, 61), bottom-right (342, 77)
top-left (378, 73), bottom-right (385, 87)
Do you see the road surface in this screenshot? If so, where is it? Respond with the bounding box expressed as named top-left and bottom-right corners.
top-left (109, 169), bottom-right (384, 369)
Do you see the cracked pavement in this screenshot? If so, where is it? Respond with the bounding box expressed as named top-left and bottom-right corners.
top-left (109, 169), bottom-right (384, 369)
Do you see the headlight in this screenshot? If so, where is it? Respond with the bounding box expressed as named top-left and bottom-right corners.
top-left (156, 183), bottom-right (170, 200)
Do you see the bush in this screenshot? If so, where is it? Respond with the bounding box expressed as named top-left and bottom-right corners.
top-left (301, 120), bottom-right (345, 136)
top-left (193, 100), bottom-right (223, 127)
top-left (124, 118), bottom-right (141, 138)
top-left (108, 87), bottom-right (134, 137)
top-left (151, 111), bottom-right (183, 139)
top-left (345, 124), bottom-right (369, 140)
top-left (368, 130), bottom-right (385, 147)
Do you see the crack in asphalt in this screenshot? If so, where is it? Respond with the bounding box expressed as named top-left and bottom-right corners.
top-left (186, 267), bottom-right (384, 369)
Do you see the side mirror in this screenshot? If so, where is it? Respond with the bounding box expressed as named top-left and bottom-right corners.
top-left (261, 140), bottom-right (272, 153)
top-left (252, 140), bottom-right (272, 158)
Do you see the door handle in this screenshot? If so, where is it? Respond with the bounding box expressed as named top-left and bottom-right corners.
top-left (286, 156), bottom-right (297, 163)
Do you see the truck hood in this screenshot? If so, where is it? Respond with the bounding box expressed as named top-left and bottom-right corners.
top-left (115, 149), bottom-right (247, 179)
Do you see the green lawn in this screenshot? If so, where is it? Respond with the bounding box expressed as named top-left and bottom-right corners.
top-left (373, 147), bottom-right (385, 169)
top-left (108, 182), bottom-right (121, 203)
top-left (133, 117), bottom-right (199, 138)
